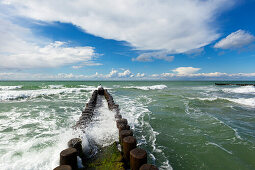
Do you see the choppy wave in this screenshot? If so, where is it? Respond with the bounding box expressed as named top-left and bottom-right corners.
top-left (222, 86), bottom-right (255, 94)
top-left (115, 94), bottom-right (172, 169)
top-left (226, 97), bottom-right (255, 108)
top-left (187, 96), bottom-right (255, 108)
top-left (84, 96), bottom-right (118, 147)
top-left (124, 84), bottom-right (167, 90)
top-left (0, 87), bottom-right (96, 101)
top-left (0, 85), bottom-right (22, 90)
top-left (48, 85), bottom-right (64, 89)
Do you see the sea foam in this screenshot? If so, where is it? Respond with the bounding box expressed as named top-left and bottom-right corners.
top-left (124, 84), bottom-right (167, 90)
top-left (0, 87), bottom-right (96, 101)
top-left (0, 85), bottom-right (22, 90)
top-left (222, 86), bottom-right (255, 95)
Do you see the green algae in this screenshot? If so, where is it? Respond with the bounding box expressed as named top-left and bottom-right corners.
top-left (85, 142), bottom-right (125, 170)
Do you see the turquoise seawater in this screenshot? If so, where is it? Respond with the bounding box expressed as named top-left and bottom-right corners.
top-left (0, 81), bottom-right (254, 170)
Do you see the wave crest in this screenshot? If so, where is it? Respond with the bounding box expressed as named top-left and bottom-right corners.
top-left (124, 85), bottom-right (167, 90)
top-left (0, 86), bottom-right (22, 90)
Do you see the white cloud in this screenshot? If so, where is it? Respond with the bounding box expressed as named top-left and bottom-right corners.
top-left (106, 69), bottom-right (118, 78)
top-left (106, 69), bottom-right (134, 78)
top-left (118, 69), bottom-right (132, 78)
top-left (0, 12), bottom-right (99, 69)
top-left (214, 30), bottom-right (255, 49)
top-left (2, 70), bottom-right (255, 80)
top-left (172, 67), bottom-right (201, 75)
top-left (0, 40), bottom-right (97, 69)
top-left (132, 51), bottom-right (174, 62)
top-left (136, 73), bottom-right (145, 77)
top-left (2, 0), bottom-right (234, 53)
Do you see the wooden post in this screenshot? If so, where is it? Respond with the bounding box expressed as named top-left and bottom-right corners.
top-left (130, 148), bottom-right (147, 170)
top-left (60, 148), bottom-right (77, 170)
top-left (53, 165), bottom-right (72, 170)
top-left (139, 164), bottom-right (158, 170)
top-left (115, 114), bottom-right (122, 120)
top-left (68, 138), bottom-right (83, 157)
top-left (116, 118), bottom-right (128, 128)
top-left (123, 136), bottom-right (137, 161)
top-left (118, 124), bottom-right (130, 133)
top-left (119, 130), bottom-right (133, 144)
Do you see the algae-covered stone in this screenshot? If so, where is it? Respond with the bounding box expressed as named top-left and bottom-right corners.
top-left (86, 142), bottom-right (125, 170)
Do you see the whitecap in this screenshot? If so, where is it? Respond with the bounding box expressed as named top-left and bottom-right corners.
top-left (225, 97), bottom-right (255, 108)
top-left (0, 87), bottom-right (95, 101)
top-left (48, 85), bottom-right (63, 89)
top-left (124, 85), bottom-right (167, 90)
top-left (0, 85), bottom-right (22, 90)
top-left (222, 86), bottom-right (255, 95)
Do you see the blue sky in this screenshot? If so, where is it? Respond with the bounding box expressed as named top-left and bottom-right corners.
top-left (0, 0), bottom-right (255, 80)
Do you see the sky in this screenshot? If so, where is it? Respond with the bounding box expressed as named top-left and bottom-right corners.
top-left (0, 0), bottom-right (255, 80)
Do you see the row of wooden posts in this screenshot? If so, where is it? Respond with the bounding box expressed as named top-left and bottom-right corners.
top-left (53, 88), bottom-right (158, 170)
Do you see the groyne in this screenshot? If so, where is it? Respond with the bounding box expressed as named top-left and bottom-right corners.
top-left (53, 87), bottom-right (158, 170)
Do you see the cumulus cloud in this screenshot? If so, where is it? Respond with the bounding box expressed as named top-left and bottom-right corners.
top-left (2, 0), bottom-right (234, 53)
top-left (132, 51), bottom-right (174, 62)
top-left (0, 11), bottom-right (99, 69)
top-left (214, 30), bottom-right (255, 49)
top-left (136, 73), bottom-right (145, 77)
top-left (0, 40), bottom-right (98, 69)
top-left (2, 70), bottom-right (255, 80)
top-left (106, 69), bottom-right (134, 78)
top-left (172, 67), bottom-right (201, 75)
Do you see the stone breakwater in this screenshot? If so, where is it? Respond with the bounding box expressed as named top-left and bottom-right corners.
top-left (53, 88), bottom-right (158, 170)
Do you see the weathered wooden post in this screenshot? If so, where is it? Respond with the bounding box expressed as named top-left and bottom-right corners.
top-left (115, 114), bottom-right (122, 120)
top-left (116, 118), bottom-right (128, 128)
top-left (139, 164), bottom-right (158, 170)
top-left (123, 136), bottom-right (137, 161)
top-left (118, 124), bottom-right (130, 133)
top-left (53, 165), bottom-right (72, 170)
top-left (68, 138), bottom-right (83, 157)
top-left (119, 130), bottom-right (133, 144)
top-left (60, 148), bottom-right (77, 169)
top-left (130, 148), bottom-right (147, 170)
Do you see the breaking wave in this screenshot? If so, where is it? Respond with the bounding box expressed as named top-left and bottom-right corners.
top-left (0, 86), bottom-right (22, 90)
top-left (0, 87), bottom-right (96, 101)
top-left (187, 97), bottom-right (255, 108)
top-left (124, 85), bottom-right (167, 90)
top-left (222, 86), bottom-right (255, 95)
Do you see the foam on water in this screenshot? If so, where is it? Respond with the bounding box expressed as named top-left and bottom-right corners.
top-left (114, 92), bottom-right (172, 170)
top-left (84, 96), bottom-right (118, 147)
top-left (205, 142), bottom-right (233, 155)
top-left (0, 87), bottom-right (96, 101)
top-left (48, 85), bottom-right (64, 89)
top-left (0, 86), bottom-right (22, 90)
top-left (187, 96), bottom-right (255, 108)
top-left (222, 86), bottom-right (255, 95)
top-left (225, 97), bottom-right (255, 108)
top-left (123, 84), bottom-right (167, 90)
top-left (0, 105), bottom-right (83, 170)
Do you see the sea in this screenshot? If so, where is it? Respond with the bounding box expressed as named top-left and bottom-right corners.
top-left (0, 81), bottom-right (254, 170)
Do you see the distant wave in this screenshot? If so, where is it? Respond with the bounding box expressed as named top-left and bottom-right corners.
top-left (0, 85), bottom-right (22, 90)
top-left (48, 85), bottom-right (64, 89)
top-left (225, 97), bottom-right (255, 108)
top-left (123, 85), bottom-right (167, 90)
top-left (187, 97), bottom-right (255, 108)
top-left (222, 86), bottom-right (255, 95)
top-left (0, 87), bottom-right (96, 101)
